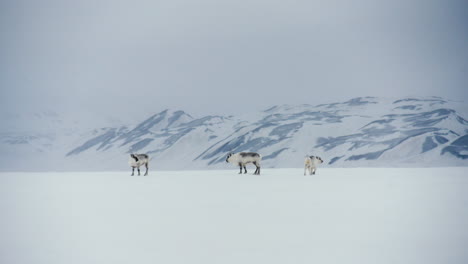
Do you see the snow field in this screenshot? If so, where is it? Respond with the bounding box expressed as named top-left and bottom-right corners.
top-left (1, 168), bottom-right (467, 264)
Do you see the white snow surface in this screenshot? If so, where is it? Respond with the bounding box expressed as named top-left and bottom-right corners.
top-left (1, 167), bottom-right (467, 264)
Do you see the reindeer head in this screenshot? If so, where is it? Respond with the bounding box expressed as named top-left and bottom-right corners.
top-left (226, 153), bottom-right (233, 163)
top-left (316, 156), bottom-right (324, 164)
top-left (130, 154), bottom-right (139, 162)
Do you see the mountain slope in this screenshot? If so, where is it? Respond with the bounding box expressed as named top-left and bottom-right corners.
top-left (1, 97), bottom-right (467, 171)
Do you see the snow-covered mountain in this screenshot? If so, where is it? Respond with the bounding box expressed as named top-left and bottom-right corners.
top-left (1, 97), bottom-right (467, 171)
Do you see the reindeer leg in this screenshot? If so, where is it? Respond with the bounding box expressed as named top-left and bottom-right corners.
top-left (144, 163), bottom-right (148, 176)
top-left (243, 165), bottom-right (247, 174)
top-left (253, 162), bottom-right (259, 175)
top-left (138, 167), bottom-right (141, 176)
top-left (239, 163), bottom-right (242, 174)
top-left (131, 167), bottom-right (135, 176)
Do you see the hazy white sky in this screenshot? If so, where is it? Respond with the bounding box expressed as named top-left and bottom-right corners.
top-left (1, 0), bottom-right (467, 116)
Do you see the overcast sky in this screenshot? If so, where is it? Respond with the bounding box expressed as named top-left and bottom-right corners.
top-left (1, 0), bottom-right (467, 117)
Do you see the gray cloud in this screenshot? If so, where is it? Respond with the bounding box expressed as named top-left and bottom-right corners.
top-left (1, 0), bottom-right (467, 117)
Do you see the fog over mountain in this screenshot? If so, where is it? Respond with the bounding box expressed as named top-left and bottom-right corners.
top-left (1, 1), bottom-right (467, 171)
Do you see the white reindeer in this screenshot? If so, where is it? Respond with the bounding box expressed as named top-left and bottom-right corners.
top-left (304, 156), bottom-right (323, 175)
top-left (226, 152), bottom-right (262, 175)
top-left (129, 153), bottom-right (149, 176)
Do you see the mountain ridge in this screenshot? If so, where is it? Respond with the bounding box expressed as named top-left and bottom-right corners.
top-left (1, 96), bottom-right (467, 171)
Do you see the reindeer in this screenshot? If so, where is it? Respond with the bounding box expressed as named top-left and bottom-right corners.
top-left (129, 154), bottom-right (149, 176)
top-left (226, 152), bottom-right (262, 175)
top-left (304, 156), bottom-right (323, 175)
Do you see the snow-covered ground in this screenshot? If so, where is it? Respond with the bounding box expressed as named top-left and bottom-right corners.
top-left (1, 168), bottom-right (467, 264)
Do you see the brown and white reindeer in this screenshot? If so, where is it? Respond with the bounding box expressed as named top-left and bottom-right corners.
top-left (304, 156), bottom-right (323, 175)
